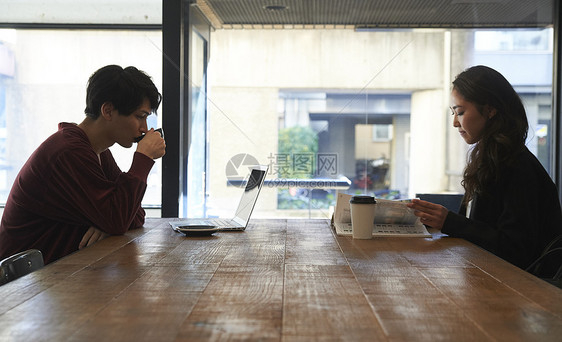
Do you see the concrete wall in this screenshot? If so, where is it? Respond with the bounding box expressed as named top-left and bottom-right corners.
top-left (409, 90), bottom-right (448, 197)
top-left (208, 29), bottom-right (453, 214)
top-left (354, 125), bottom-right (390, 160)
top-left (210, 29), bottom-right (445, 89)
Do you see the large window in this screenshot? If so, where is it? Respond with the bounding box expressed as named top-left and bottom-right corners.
top-left (0, 29), bottom-right (163, 206)
top-left (1, 1), bottom-right (558, 220)
top-left (201, 28), bottom-right (554, 219)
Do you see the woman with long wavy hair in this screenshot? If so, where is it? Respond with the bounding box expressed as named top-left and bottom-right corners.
top-left (408, 65), bottom-right (562, 271)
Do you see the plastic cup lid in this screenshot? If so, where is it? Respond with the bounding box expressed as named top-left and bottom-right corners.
top-left (349, 195), bottom-right (376, 204)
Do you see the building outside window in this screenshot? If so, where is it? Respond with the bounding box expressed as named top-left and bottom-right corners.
top-left (204, 28), bottom-right (553, 219)
top-left (0, 1), bottom-right (556, 219)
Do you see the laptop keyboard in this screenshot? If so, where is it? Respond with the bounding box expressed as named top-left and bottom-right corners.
top-left (210, 218), bottom-right (236, 227)
top-left (190, 218), bottom-right (239, 228)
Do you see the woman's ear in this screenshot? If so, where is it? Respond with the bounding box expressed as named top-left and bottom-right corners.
top-left (100, 102), bottom-right (114, 121)
top-left (485, 105), bottom-right (497, 119)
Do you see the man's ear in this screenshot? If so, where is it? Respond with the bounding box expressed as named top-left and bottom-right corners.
top-left (100, 102), bottom-right (114, 121)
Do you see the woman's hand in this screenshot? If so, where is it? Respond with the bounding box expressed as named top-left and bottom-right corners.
top-left (407, 199), bottom-right (448, 230)
top-left (79, 226), bottom-right (109, 249)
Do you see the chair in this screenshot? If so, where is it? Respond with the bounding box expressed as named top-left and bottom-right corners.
top-left (526, 234), bottom-right (562, 288)
top-left (0, 249), bottom-right (44, 285)
top-left (416, 193), bottom-right (464, 213)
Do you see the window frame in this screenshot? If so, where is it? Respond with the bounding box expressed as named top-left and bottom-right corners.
top-left (1, 0), bottom-right (561, 211)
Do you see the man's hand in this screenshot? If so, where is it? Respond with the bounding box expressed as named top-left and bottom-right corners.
top-left (79, 226), bottom-right (109, 249)
top-left (136, 128), bottom-right (166, 160)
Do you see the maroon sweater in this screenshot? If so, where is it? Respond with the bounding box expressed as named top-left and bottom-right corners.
top-left (0, 123), bottom-right (154, 264)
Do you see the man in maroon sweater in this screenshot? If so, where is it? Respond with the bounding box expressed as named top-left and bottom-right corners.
top-left (0, 65), bottom-right (166, 264)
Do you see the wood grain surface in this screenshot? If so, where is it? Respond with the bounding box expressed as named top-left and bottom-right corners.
top-left (1, 218), bottom-right (560, 341)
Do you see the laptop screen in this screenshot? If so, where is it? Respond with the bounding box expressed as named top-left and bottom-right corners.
top-left (233, 165), bottom-right (268, 224)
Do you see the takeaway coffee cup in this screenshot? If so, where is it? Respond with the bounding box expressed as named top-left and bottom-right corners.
top-left (349, 195), bottom-right (377, 239)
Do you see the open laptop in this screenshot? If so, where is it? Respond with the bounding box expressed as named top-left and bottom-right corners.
top-left (170, 165), bottom-right (268, 231)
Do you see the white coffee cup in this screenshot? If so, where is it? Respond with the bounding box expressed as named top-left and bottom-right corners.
top-left (349, 195), bottom-right (377, 239)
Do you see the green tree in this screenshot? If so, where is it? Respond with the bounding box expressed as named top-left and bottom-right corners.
top-left (277, 126), bottom-right (318, 179)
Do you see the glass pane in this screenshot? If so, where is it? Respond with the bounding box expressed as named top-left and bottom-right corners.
top-left (205, 27), bottom-right (553, 219)
top-left (185, 30), bottom-right (208, 217)
top-left (0, 29), bottom-right (162, 206)
top-left (0, 0), bottom-right (161, 25)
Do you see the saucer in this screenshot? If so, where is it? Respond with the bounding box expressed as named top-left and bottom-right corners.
top-left (172, 225), bottom-right (220, 237)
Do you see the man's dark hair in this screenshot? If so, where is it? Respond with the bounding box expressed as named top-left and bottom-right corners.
top-left (84, 65), bottom-right (162, 119)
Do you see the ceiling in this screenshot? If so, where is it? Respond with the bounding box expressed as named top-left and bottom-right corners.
top-left (195, 0), bottom-right (554, 30)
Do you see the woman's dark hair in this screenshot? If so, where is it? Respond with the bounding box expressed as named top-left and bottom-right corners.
top-left (453, 65), bottom-right (528, 203)
top-left (84, 65), bottom-right (162, 118)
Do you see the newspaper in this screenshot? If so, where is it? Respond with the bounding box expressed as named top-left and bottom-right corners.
top-left (332, 193), bottom-right (431, 237)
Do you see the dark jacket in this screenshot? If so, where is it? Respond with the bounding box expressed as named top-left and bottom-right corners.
top-left (442, 148), bottom-right (562, 270)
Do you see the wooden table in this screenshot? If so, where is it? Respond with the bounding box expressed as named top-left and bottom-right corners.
top-left (1, 219), bottom-right (561, 341)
